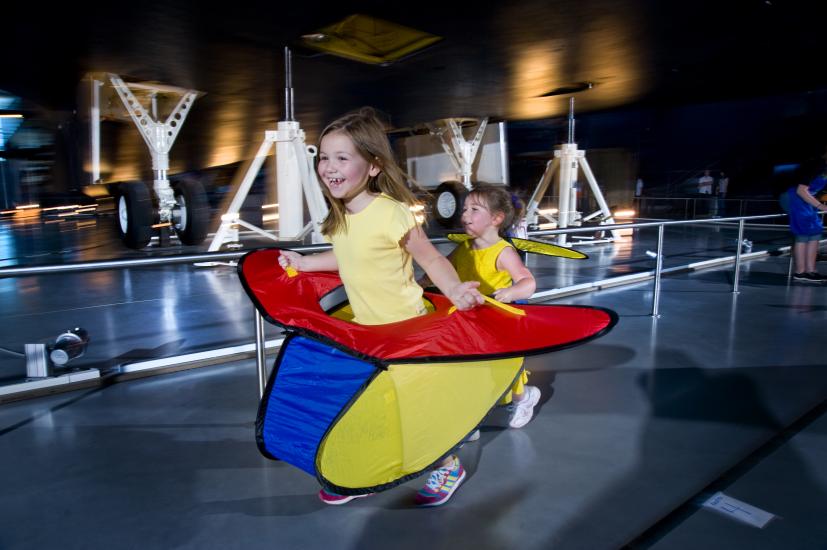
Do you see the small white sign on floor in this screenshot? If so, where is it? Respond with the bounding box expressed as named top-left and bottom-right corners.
top-left (702, 492), bottom-right (776, 529)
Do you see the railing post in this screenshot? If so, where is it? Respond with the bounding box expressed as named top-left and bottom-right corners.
top-left (255, 308), bottom-right (267, 397)
top-left (652, 224), bottom-right (665, 317)
top-left (733, 218), bottom-right (745, 293)
top-left (788, 241), bottom-right (795, 279)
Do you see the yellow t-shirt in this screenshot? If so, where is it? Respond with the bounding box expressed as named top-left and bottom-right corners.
top-left (450, 239), bottom-right (513, 296)
top-left (328, 194), bottom-right (426, 325)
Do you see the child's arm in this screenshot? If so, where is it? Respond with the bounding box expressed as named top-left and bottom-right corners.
top-left (403, 226), bottom-right (483, 310)
top-left (796, 183), bottom-right (827, 210)
top-left (417, 246), bottom-right (459, 289)
top-left (492, 246), bottom-right (536, 303)
top-left (278, 249), bottom-right (338, 272)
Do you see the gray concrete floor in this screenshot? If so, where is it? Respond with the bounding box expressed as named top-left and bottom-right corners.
top-left (0, 217), bottom-right (825, 549)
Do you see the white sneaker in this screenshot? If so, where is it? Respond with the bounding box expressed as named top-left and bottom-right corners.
top-left (508, 386), bottom-right (541, 428)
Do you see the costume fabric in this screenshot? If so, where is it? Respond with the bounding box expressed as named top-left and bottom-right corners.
top-left (241, 248), bottom-right (617, 494)
top-left (450, 237), bottom-right (527, 402)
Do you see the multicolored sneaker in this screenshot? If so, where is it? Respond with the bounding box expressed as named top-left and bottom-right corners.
top-left (508, 385), bottom-right (541, 428)
top-left (318, 489), bottom-right (372, 505)
top-left (414, 456), bottom-right (466, 507)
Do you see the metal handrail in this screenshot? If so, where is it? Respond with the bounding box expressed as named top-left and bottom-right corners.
top-left (0, 212), bottom-right (798, 399)
top-left (0, 213), bottom-right (789, 278)
top-left (529, 213), bottom-right (786, 236)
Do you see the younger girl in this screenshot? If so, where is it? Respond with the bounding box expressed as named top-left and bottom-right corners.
top-left (278, 107), bottom-right (483, 506)
top-left (450, 185), bottom-right (540, 428)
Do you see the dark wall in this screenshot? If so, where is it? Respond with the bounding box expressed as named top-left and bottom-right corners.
top-left (507, 89), bottom-right (827, 199)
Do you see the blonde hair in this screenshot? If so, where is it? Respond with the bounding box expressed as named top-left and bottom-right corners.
top-left (318, 107), bottom-right (420, 236)
top-left (467, 184), bottom-right (524, 238)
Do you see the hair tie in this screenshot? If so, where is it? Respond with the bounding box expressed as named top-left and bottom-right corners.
top-left (510, 193), bottom-right (522, 209)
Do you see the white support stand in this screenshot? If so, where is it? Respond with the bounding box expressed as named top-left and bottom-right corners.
top-left (206, 48), bottom-right (328, 252)
top-left (524, 99), bottom-right (618, 246)
top-left (427, 118), bottom-right (488, 190)
top-left (206, 121), bottom-right (328, 251)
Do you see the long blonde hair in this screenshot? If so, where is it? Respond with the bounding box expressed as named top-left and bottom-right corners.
top-left (318, 107), bottom-right (420, 236)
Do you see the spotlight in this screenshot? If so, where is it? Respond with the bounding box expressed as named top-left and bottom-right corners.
top-left (24, 327), bottom-right (90, 378)
top-left (49, 328), bottom-right (90, 367)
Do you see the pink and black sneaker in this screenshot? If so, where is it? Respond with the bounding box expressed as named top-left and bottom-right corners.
top-left (318, 489), bottom-right (372, 505)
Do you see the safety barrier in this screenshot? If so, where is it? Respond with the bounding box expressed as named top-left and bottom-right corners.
top-left (0, 212), bottom-right (798, 399)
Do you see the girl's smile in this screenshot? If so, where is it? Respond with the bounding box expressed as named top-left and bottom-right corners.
top-left (318, 131), bottom-right (380, 211)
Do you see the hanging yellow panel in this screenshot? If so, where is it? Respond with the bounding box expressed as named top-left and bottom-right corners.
top-left (301, 14), bottom-right (443, 66)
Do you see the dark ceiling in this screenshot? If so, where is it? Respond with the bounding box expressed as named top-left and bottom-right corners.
top-left (5, 0), bottom-right (827, 191)
top-left (7, 0), bottom-right (827, 127)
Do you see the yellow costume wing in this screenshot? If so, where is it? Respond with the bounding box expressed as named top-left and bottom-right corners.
top-left (446, 233), bottom-right (588, 259)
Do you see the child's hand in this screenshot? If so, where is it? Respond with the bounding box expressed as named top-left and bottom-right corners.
top-left (492, 287), bottom-right (517, 303)
top-left (278, 250), bottom-right (303, 272)
top-left (447, 281), bottom-right (484, 311)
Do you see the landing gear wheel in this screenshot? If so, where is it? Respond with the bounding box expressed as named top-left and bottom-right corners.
top-left (116, 182), bottom-right (153, 249)
top-left (433, 181), bottom-right (466, 228)
top-left (172, 179), bottom-right (209, 245)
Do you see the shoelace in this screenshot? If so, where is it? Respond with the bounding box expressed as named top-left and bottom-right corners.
top-left (425, 464), bottom-right (452, 491)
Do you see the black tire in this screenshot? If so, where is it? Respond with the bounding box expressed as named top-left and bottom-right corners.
top-left (115, 182), bottom-right (153, 249)
top-left (433, 181), bottom-right (466, 228)
top-left (172, 179), bottom-right (209, 245)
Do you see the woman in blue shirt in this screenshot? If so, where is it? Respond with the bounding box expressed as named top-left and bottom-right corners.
top-left (779, 151), bottom-right (827, 282)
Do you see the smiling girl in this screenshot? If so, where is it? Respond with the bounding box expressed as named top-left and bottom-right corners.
top-left (278, 107), bottom-right (483, 505)
top-left (450, 185), bottom-right (540, 428)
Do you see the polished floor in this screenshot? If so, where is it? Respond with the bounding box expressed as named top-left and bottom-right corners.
top-left (0, 216), bottom-right (825, 549)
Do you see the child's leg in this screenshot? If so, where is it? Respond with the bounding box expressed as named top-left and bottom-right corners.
top-left (508, 367), bottom-right (541, 428)
top-left (414, 454), bottom-right (466, 507)
top-left (498, 369), bottom-right (528, 406)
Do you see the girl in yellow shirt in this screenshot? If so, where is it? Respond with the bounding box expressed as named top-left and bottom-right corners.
top-left (279, 107), bottom-right (483, 507)
top-left (450, 185), bottom-right (540, 428)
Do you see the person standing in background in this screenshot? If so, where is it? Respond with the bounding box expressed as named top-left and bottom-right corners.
top-left (698, 170), bottom-right (714, 194)
top-left (715, 172), bottom-right (729, 217)
top-left (778, 149), bottom-right (827, 282)
top-left (717, 172), bottom-right (729, 198)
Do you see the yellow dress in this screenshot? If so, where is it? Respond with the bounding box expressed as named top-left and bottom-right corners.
top-left (450, 238), bottom-right (529, 403)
